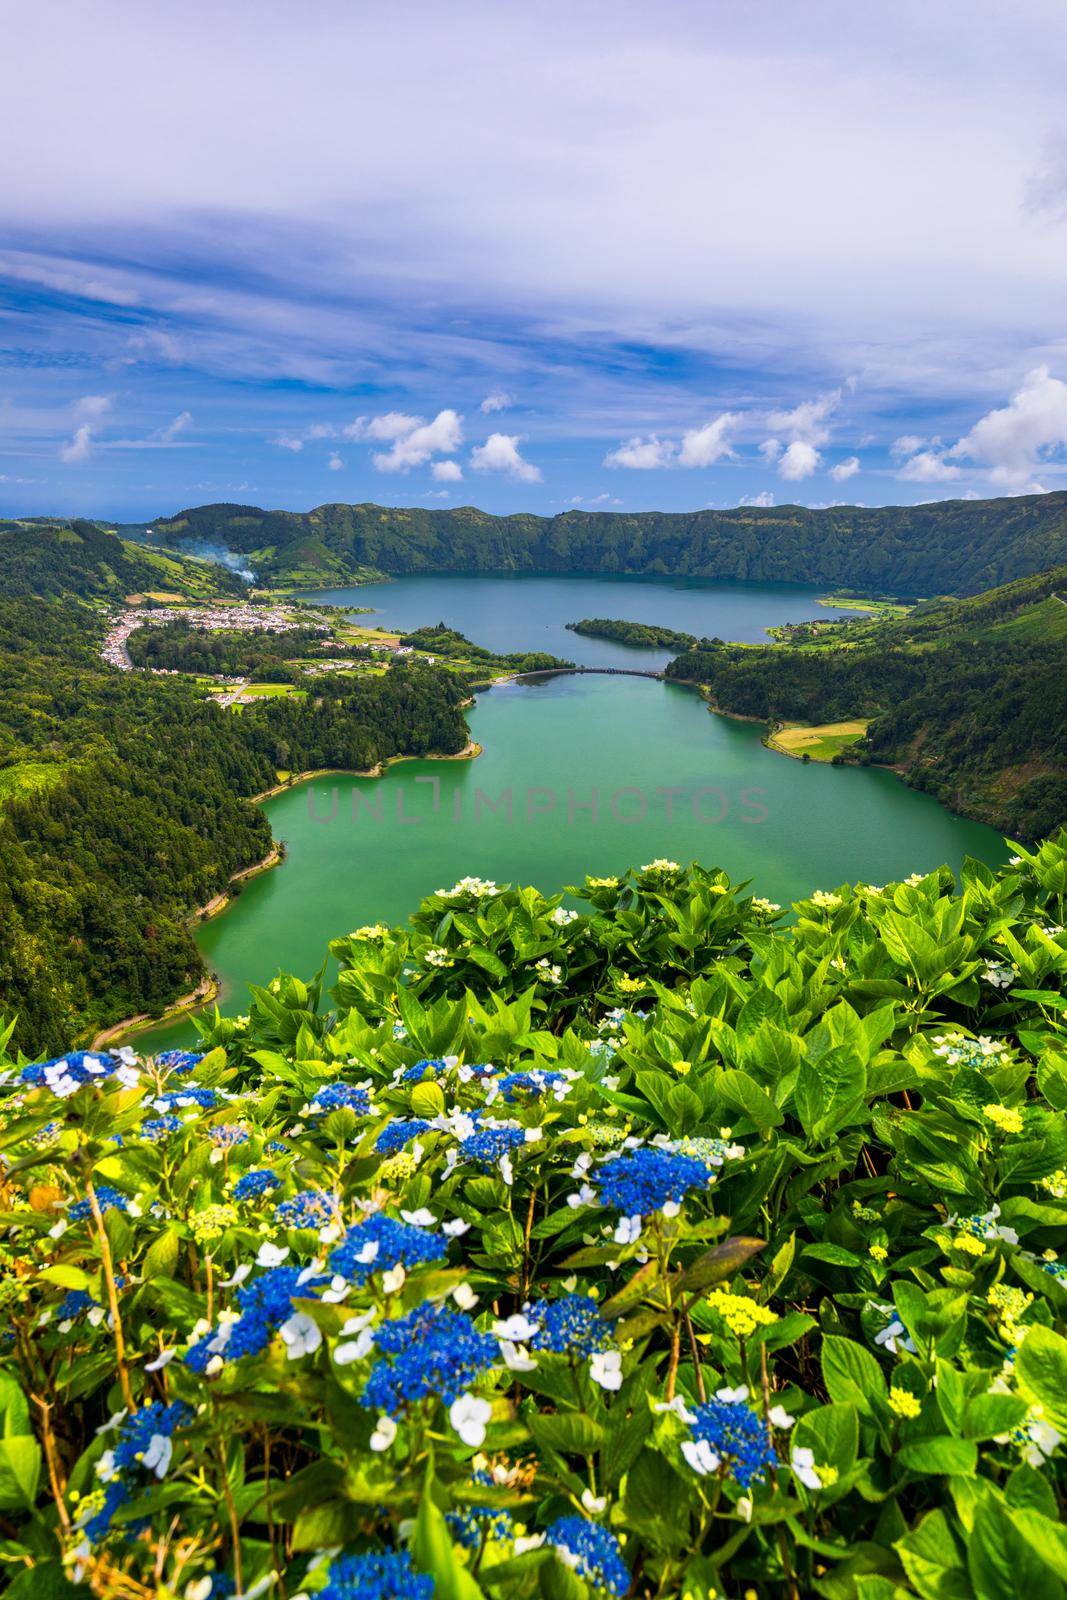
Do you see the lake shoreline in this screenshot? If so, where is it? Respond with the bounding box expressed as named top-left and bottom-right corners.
top-left (97, 739), bottom-right (484, 1047)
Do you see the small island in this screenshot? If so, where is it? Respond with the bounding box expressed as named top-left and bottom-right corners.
top-left (566, 616), bottom-right (698, 650)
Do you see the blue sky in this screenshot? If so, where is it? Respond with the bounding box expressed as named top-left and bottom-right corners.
top-left (4, 0), bottom-right (1067, 521)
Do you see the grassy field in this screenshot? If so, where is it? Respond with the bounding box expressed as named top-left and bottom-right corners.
top-left (817, 594), bottom-right (915, 618)
top-left (767, 718), bottom-right (869, 760)
top-left (0, 760), bottom-right (71, 800)
top-left (239, 683), bottom-right (305, 699)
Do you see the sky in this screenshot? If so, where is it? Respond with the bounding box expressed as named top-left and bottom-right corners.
top-left (4, 0), bottom-right (1067, 521)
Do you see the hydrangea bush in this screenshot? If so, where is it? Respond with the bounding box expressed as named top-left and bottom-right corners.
top-left (0, 842), bottom-right (1065, 1599)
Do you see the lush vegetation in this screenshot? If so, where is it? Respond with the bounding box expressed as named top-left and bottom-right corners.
top-left (126, 618), bottom-right (364, 683)
top-left (0, 602), bottom-right (470, 1052)
top-left (665, 568), bottom-right (1067, 841)
top-left (148, 490), bottom-right (1067, 594)
top-left (1, 845), bottom-right (1065, 1599)
top-left (399, 622), bottom-right (574, 676)
top-left (0, 520), bottom-right (244, 602)
top-left (567, 619), bottom-right (698, 650)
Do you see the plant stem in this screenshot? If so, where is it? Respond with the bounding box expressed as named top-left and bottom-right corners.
top-left (87, 1179), bottom-right (134, 1413)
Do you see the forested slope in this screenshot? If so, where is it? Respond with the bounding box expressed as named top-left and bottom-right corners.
top-left (149, 490), bottom-right (1067, 594)
top-left (0, 518), bottom-right (244, 601)
top-left (665, 567), bottom-right (1067, 838)
top-left (0, 601), bottom-right (469, 1051)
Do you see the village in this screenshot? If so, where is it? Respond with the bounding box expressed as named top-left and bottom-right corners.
top-left (99, 599), bottom-right (422, 683)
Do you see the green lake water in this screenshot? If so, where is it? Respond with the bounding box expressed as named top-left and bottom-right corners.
top-left (135, 575), bottom-right (1008, 1051)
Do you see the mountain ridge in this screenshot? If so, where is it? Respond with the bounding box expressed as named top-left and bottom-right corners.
top-left (145, 489), bottom-right (1067, 595)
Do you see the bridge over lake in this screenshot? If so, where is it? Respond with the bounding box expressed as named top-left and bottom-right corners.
top-left (510, 665), bottom-right (665, 682)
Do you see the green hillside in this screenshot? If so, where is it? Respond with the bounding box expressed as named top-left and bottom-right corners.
top-left (665, 564), bottom-right (1067, 839)
top-left (149, 490), bottom-right (1067, 594)
top-left (0, 518), bottom-right (246, 602)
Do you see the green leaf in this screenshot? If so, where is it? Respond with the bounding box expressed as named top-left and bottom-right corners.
top-left (821, 1334), bottom-right (887, 1414)
top-left (967, 1495), bottom-right (1064, 1600)
top-left (793, 1402), bottom-right (858, 1476)
top-left (0, 1438), bottom-right (41, 1510)
top-left (528, 1413), bottom-right (605, 1455)
top-left (714, 1067), bottom-right (783, 1133)
top-left (961, 1392), bottom-right (1029, 1441)
top-left (414, 1481), bottom-right (488, 1600)
top-left (36, 1265), bottom-right (92, 1292)
top-left (895, 1507), bottom-right (970, 1600)
top-left (680, 1236), bottom-right (765, 1296)
top-left (142, 1227), bottom-right (181, 1280)
top-left (1016, 1325), bottom-right (1067, 1434)
top-left (898, 1437), bottom-right (977, 1477)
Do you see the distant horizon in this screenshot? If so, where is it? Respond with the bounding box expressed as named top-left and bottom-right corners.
top-left (10, 481), bottom-right (1067, 528)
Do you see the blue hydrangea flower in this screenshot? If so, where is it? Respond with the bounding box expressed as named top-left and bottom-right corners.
top-left (308, 1082), bottom-right (373, 1116)
top-left (20, 1051), bottom-right (115, 1093)
top-left (83, 1402), bottom-right (190, 1541)
top-left (594, 1147), bottom-right (711, 1214)
top-left (156, 1086), bottom-right (218, 1112)
top-left (527, 1294), bottom-right (608, 1357)
top-left (497, 1070), bottom-right (568, 1102)
top-left (362, 1302), bottom-right (496, 1412)
top-left (69, 1185), bottom-right (129, 1222)
top-left (209, 1124), bottom-right (250, 1150)
top-left (401, 1057), bottom-right (446, 1083)
top-left (376, 1118), bottom-right (432, 1155)
top-left (55, 1288), bottom-right (97, 1322)
top-left (274, 1189), bottom-right (339, 1230)
top-left (447, 1475), bottom-right (512, 1549)
top-left (547, 1518), bottom-right (629, 1596)
top-left (330, 1214), bottom-right (448, 1283)
top-left (186, 1265), bottom-right (326, 1371)
top-left (319, 1550), bottom-right (433, 1600)
top-left (458, 1124), bottom-right (526, 1170)
top-left (683, 1396), bottom-right (778, 1487)
top-left (155, 1050), bottom-right (203, 1073)
top-left (233, 1168), bottom-right (281, 1202)
top-left (142, 1115), bottom-right (183, 1142)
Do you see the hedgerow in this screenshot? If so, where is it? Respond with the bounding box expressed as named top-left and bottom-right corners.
top-left (1, 840), bottom-right (1066, 1599)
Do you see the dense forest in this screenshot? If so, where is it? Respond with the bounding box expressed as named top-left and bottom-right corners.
top-left (567, 616), bottom-right (698, 649)
top-left (665, 569), bottom-right (1067, 839)
top-left (0, 519), bottom-right (243, 601)
top-left (126, 618), bottom-right (364, 681)
top-left (398, 621), bottom-right (572, 675)
top-left (148, 489), bottom-right (1067, 594)
top-left (0, 601), bottom-right (470, 1052)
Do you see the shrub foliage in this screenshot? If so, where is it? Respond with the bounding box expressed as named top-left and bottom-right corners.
top-left (2, 842), bottom-right (1066, 1598)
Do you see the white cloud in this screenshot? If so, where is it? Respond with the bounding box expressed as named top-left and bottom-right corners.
top-left (766, 389), bottom-right (840, 446)
top-left (678, 412), bottom-right (738, 468)
top-left (946, 366), bottom-right (1067, 486)
top-left (759, 438), bottom-right (782, 464)
top-left (777, 440), bottom-right (821, 480)
top-left (347, 411), bottom-right (425, 443)
top-left (897, 449), bottom-right (960, 482)
top-left (60, 395), bottom-right (112, 463)
top-left (277, 434), bottom-right (304, 452)
top-left (433, 459), bottom-right (463, 481)
top-left (739, 490), bottom-right (775, 507)
top-left (890, 434), bottom-right (924, 458)
top-left (604, 434), bottom-right (676, 469)
top-left (328, 452), bottom-right (344, 470)
top-left (76, 394), bottom-right (112, 421)
top-left (480, 391), bottom-right (512, 414)
top-left (60, 424), bottom-right (94, 463)
top-left (470, 431), bottom-right (541, 482)
top-left (829, 455), bottom-right (860, 482)
top-left (372, 409), bottom-right (463, 471)
top-left (157, 410), bottom-right (192, 443)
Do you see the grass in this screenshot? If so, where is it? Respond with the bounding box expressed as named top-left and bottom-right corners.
top-left (240, 683), bottom-right (304, 699)
top-left (986, 594), bottom-right (1067, 643)
top-left (0, 760), bottom-right (70, 800)
top-left (768, 719), bottom-right (870, 761)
